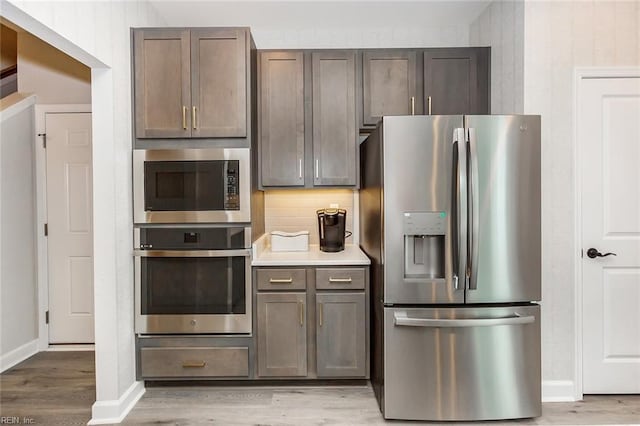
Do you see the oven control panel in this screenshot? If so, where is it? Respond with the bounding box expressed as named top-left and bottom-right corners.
top-left (224, 162), bottom-right (240, 210)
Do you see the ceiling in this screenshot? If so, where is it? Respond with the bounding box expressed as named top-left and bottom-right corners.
top-left (148, 1), bottom-right (492, 30)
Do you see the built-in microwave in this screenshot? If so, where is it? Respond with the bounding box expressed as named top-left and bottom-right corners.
top-left (133, 148), bottom-right (250, 224)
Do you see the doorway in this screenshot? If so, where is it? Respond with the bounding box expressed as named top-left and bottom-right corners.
top-left (576, 69), bottom-right (640, 394)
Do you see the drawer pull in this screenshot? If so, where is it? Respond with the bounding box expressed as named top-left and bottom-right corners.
top-left (329, 277), bottom-right (353, 283)
top-left (182, 361), bottom-right (207, 368)
top-left (269, 278), bottom-right (293, 284)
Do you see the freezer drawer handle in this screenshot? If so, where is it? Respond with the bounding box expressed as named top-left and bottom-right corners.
top-left (393, 312), bottom-right (535, 328)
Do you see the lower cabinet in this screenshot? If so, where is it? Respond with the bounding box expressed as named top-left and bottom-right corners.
top-left (316, 292), bottom-right (366, 377)
top-left (256, 292), bottom-right (307, 377)
top-left (255, 265), bottom-right (370, 379)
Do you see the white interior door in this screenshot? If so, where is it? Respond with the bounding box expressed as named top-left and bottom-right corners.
top-left (46, 112), bottom-right (94, 344)
top-left (580, 75), bottom-right (640, 393)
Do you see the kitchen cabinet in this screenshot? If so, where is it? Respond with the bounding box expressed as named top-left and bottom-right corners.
top-left (423, 48), bottom-right (490, 115)
top-left (312, 51), bottom-right (357, 186)
top-left (316, 292), bottom-right (366, 377)
top-left (256, 292), bottom-right (307, 377)
top-left (133, 27), bottom-right (248, 139)
top-left (254, 265), bottom-right (369, 379)
top-left (258, 51), bottom-right (305, 186)
top-left (258, 50), bottom-right (358, 188)
top-left (362, 50), bottom-right (418, 127)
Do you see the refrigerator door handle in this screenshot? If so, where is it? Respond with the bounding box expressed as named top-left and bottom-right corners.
top-left (452, 128), bottom-right (467, 291)
top-left (393, 311), bottom-right (535, 327)
top-left (467, 128), bottom-right (480, 290)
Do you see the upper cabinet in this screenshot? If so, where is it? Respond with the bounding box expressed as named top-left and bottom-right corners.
top-left (362, 50), bottom-right (418, 127)
top-left (258, 51), bottom-right (305, 186)
top-left (133, 28), bottom-right (249, 139)
top-left (258, 50), bottom-right (357, 189)
top-left (423, 48), bottom-right (490, 115)
top-left (312, 51), bottom-right (357, 187)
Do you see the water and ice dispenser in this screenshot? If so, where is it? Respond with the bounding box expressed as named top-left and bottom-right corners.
top-left (403, 212), bottom-right (446, 279)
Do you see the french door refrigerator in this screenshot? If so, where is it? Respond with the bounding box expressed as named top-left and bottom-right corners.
top-left (359, 115), bottom-right (541, 421)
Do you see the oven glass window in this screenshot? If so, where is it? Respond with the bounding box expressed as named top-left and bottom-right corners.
top-left (144, 160), bottom-right (239, 211)
top-left (140, 256), bottom-right (246, 315)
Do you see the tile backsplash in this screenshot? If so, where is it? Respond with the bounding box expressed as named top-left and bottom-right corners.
top-left (264, 189), bottom-right (357, 245)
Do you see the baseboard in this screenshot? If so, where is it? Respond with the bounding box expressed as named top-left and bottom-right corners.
top-left (0, 339), bottom-right (39, 373)
top-left (542, 380), bottom-right (577, 402)
top-left (88, 381), bottom-right (145, 425)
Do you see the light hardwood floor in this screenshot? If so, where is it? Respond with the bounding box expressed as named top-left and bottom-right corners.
top-left (2, 351), bottom-right (639, 425)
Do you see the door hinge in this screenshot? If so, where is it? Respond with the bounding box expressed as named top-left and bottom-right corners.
top-left (38, 133), bottom-right (46, 148)
top-left (45, 310), bottom-right (49, 324)
top-left (44, 223), bottom-right (48, 236)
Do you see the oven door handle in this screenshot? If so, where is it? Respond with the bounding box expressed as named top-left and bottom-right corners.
top-left (133, 249), bottom-right (251, 257)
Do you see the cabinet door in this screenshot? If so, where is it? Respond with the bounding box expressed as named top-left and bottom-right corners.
top-left (362, 50), bottom-right (417, 127)
top-left (259, 52), bottom-right (305, 186)
top-left (133, 29), bottom-right (191, 138)
top-left (316, 292), bottom-right (366, 377)
top-left (312, 51), bottom-right (357, 186)
top-left (191, 28), bottom-right (247, 138)
top-left (423, 48), bottom-right (490, 115)
top-left (257, 292), bottom-right (307, 377)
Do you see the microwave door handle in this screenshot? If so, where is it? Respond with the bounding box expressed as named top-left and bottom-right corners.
top-left (133, 249), bottom-right (251, 257)
top-left (452, 128), bottom-right (467, 291)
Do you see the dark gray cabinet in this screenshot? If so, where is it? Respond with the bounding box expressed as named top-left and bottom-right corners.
top-left (423, 48), bottom-right (490, 115)
top-left (316, 292), bottom-right (366, 377)
top-left (258, 51), bottom-right (305, 186)
top-left (258, 50), bottom-right (358, 188)
top-left (254, 265), bottom-right (369, 379)
top-left (133, 27), bottom-right (249, 139)
top-left (256, 292), bottom-right (307, 377)
top-left (362, 50), bottom-right (418, 127)
top-left (312, 51), bottom-right (357, 186)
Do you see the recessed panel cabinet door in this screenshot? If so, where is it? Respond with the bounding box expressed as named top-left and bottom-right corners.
top-left (134, 29), bottom-right (191, 138)
top-left (257, 292), bottom-right (307, 377)
top-left (423, 48), bottom-right (490, 115)
top-left (362, 50), bottom-right (417, 126)
top-left (191, 28), bottom-right (247, 138)
top-left (259, 51), bottom-right (305, 186)
top-left (312, 51), bottom-right (357, 186)
top-left (316, 292), bottom-right (366, 377)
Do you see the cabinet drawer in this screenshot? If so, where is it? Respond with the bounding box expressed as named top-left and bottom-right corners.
top-left (256, 268), bottom-right (306, 290)
top-left (316, 268), bottom-right (365, 290)
top-left (140, 347), bottom-right (248, 378)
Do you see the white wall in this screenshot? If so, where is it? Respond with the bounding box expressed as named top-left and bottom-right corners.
top-left (469, 0), bottom-right (524, 113)
top-left (0, 94), bottom-right (38, 369)
top-left (17, 31), bottom-right (91, 104)
top-left (1, 0), bottom-right (165, 423)
top-left (523, 0), bottom-right (640, 397)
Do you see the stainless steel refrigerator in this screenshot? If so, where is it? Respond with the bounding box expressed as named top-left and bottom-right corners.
top-left (360, 115), bottom-right (541, 421)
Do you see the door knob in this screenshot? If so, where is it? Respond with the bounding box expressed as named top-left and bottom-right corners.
top-left (586, 248), bottom-right (617, 259)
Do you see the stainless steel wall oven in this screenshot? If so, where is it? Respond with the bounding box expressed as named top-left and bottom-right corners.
top-left (133, 148), bottom-right (250, 224)
top-left (134, 226), bottom-right (252, 334)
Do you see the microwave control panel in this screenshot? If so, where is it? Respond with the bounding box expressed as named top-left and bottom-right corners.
top-left (224, 161), bottom-right (240, 210)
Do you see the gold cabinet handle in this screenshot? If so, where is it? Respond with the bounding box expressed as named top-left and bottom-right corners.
top-left (328, 277), bottom-right (353, 283)
top-left (299, 300), bottom-right (304, 326)
top-left (182, 106), bottom-right (187, 130)
top-left (315, 159), bottom-right (319, 179)
top-left (410, 96), bottom-right (415, 115)
top-left (182, 361), bottom-right (206, 368)
top-left (192, 106), bottom-right (197, 129)
top-left (299, 159), bottom-right (303, 179)
top-left (428, 96), bottom-right (432, 115)
top-left (269, 278), bottom-right (293, 284)
top-left (318, 303), bottom-right (323, 327)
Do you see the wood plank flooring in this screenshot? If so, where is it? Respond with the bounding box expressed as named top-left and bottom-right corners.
top-left (2, 351), bottom-right (640, 425)
top-left (0, 351), bottom-right (94, 425)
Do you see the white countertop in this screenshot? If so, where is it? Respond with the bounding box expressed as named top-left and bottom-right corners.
top-left (252, 234), bottom-right (370, 266)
